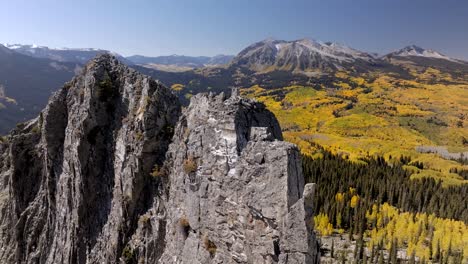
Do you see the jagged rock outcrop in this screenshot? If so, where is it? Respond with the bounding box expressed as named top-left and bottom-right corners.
top-left (0, 54), bottom-right (180, 264)
top-left (0, 55), bottom-right (320, 264)
top-left (157, 91), bottom-right (319, 264)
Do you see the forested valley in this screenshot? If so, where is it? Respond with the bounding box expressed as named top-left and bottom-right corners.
top-left (303, 145), bottom-right (467, 263)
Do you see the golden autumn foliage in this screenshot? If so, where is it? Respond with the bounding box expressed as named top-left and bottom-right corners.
top-left (335, 192), bottom-right (345, 203)
top-left (350, 195), bottom-right (360, 208)
top-left (317, 189), bottom-right (467, 263)
top-left (241, 71), bottom-right (468, 185)
top-left (366, 203), bottom-right (467, 263)
top-left (314, 213), bottom-right (334, 236)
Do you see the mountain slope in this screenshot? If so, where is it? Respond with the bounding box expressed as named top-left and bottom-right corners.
top-left (383, 45), bottom-right (468, 76)
top-left (127, 54), bottom-right (234, 68)
top-left (0, 44), bottom-right (77, 133)
top-left (387, 45), bottom-right (462, 62)
top-left (240, 71), bottom-right (468, 185)
top-left (230, 38), bottom-right (377, 73)
top-left (3, 43), bottom-right (132, 64)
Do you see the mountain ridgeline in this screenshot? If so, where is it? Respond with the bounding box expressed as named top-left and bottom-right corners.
top-left (134, 38), bottom-right (468, 105)
top-left (0, 55), bottom-right (320, 264)
top-left (0, 44), bottom-right (77, 133)
top-left (0, 38), bottom-right (466, 263)
top-left (1, 39), bottom-right (468, 134)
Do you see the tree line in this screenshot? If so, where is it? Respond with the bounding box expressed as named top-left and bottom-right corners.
top-left (303, 145), bottom-right (467, 263)
top-left (302, 146), bottom-right (468, 224)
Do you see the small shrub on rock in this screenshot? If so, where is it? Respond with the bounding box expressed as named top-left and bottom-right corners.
top-left (203, 236), bottom-right (217, 257)
top-left (150, 164), bottom-right (166, 178)
top-left (183, 157), bottom-right (197, 174)
top-left (122, 245), bottom-right (135, 263)
top-left (179, 216), bottom-right (191, 239)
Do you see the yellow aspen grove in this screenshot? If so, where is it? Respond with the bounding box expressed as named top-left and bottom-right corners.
top-left (335, 192), bottom-right (345, 203)
top-left (350, 195), bottom-right (360, 208)
top-left (314, 213), bottom-right (334, 236)
top-left (365, 203), bottom-right (467, 263)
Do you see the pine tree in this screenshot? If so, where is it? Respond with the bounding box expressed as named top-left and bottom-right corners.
top-left (362, 249), bottom-right (368, 264)
top-left (359, 238), bottom-right (364, 261)
top-left (340, 251), bottom-right (347, 264)
top-left (390, 239), bottom-right (398, 264)
top-left (447, 240), bottom-right (452, 257)
top-left (378, 250), bottom-right (384, 264)
top-left (409, 252), bottom-right (415, 264)
top-left (300, 148), bottom-right (468, 264)
top-left (354, 241), bottom-right (359, 260)
top-left (434, 240), bottom-right (441, 262)
top-left (331, 239), bottom-right (335, 258)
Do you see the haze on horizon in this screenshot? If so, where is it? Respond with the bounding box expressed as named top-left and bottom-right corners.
top-left (1, 0), bottom-right (467, 60)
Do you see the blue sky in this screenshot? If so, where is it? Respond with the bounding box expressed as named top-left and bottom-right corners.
top-left (1, 0), bottom-right (467, 59)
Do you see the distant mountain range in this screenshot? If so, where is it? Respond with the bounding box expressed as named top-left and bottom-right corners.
top-left (3, 43), bottom-right (234, 69)
top-left (386, 44), bottom-right (463, 62)
top-left (0, 39), bottom-right (467, 134)
top-left (229, 38), bottom-right (467, 74)
top-left (4, 40), bottom-right (466, 72)
top-left (127, 54), bottom-right (234, 68)
top-left (0, 44), bottom-right (76, 133)
top-left (2, 43), bottom-right (134, 64)
top-left (230, 38), bottom-right (376, 73)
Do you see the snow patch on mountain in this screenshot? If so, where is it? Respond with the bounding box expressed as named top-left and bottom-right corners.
top-left (230, 38), bottom-right (376, 72)
top-left (295, 39), bottom-right (372, 62)
top-left (392, 45), bottom-right (459, 62)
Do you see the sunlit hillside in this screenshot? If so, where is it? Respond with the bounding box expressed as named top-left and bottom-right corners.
top-left (241, 70), bottom-right (468, 185)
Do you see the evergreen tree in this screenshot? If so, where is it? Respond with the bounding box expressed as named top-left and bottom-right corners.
top-left (354, 240), bottom-right (359, 260)
top-left (390, 239), bottom-right (398, 264)
top-left (331, 239), bottom-right (334, 258)
top-left (370, 246), bottom-right (375, 263)
top-left (409, 252), bottom-right (415, 264)
top-left (301, 146), bottom-right (468, 263)
top-left (340, 251), bottom-right (347, 264)
top-left (302, 147), bottom-right (467, 223)
top-left (434, 240), bottom-right (441, 262)
top-left (362, 251), bottom-right (368, 264)
top-left (378, 251), bottom-right (384, 264)
top-left (358, 238), bottom-right (364, 261)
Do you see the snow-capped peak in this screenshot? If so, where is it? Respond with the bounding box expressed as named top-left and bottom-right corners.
top-left (392, 45), bottom-right (457, 62)
top-left (231, 38), bottom-right (376, 73)
top-left (3, 44), bottom-right (24, 50)
top-left (0, 43), bottom-right (126, 64)
top-left (293, 38), bottom-right (373, 61)
top-left (3, 43), bottom-right (106, 52)
top-left (0, 44), bottom-right (14, 54)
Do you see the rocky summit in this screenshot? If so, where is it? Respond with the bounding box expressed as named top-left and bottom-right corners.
top-left (0, 55), bottom-right (320, 264)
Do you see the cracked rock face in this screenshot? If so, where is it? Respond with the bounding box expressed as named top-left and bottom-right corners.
top-left (0, 55), bottom-right (319, 264)
top-left (0, 55), bottom-right (180, 264)
top-left (159, 92), bottom-right (320, 264)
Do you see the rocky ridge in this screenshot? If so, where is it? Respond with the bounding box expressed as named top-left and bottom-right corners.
top-left (230, 38), bottom-right (376, 72)
top-left (0, 55), bottom-right (320, 263)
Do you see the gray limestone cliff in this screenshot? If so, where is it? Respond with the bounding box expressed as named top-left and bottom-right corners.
top-left (0, 55), bottom-right (320, 264)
